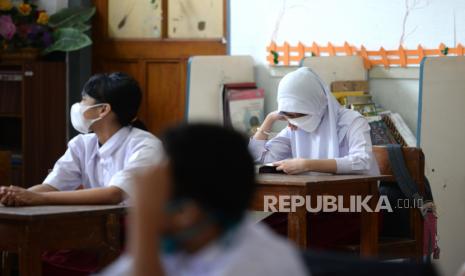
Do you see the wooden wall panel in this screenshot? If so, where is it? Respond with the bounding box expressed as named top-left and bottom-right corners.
top-left (97, 60), bottom-right (140, 79)
top-left (145, 61), bottom-right (186, 134)
top-left (94, 60), bottom-right (147, 120)
top-left (92, 0), bottom-right (227, 134)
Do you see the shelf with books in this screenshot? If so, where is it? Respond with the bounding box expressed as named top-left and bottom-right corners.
top-left (0, 113), bottom-right (22, 118)
top-left (0, 61), bottom-right (66, 187)
top-left (0, 77), bottom-right (22, 116)
top-left (0, 118), bottom-right (22, 152)
top-left (0, 72), bottom-right (23, 82)
top-left (329, 80), bottom-right (417, 147)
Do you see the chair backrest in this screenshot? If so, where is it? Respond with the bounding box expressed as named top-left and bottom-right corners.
top-left (373, 146), bottom-right (426, 260)
top-left (301, 249), bottom-right (439, 276)
top-left (372, 146), bottom-right (425, 195)
top-left (0, 151), bottom-right (12, 186)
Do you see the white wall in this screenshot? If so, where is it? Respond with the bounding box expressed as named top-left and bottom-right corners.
top-left (231, 1), bottom-right (465, 275)
top-left (231, 0), bottom-right (465, 135)
top-left (231, 0), bottom-right (465, 63)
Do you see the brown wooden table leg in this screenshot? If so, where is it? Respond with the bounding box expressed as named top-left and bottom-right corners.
top-left (287, 206), bottom-right (308, 248)
top-left (18, 242), bottom-right (41, 276)
top-left (99, 214), bottom-right (123, 267)
top-left (1, 251), bottom-right (12, 275)
top-left (360, 181), bottom-right (379, 257)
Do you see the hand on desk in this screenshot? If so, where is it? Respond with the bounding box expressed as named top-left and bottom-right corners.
top-left (274, 159), bottom-right (310, 175)
top-left (0, 186), bottom-right (44, 207)
top-left (274, 158), bottom-right (337, 174)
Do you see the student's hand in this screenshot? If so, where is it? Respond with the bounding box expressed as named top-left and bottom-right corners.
top-left (274, 159), bottom-right (310, 174)
top-left (267, 110), bottom-right (285, 121)
top-left (253, 111), bottom-right (285, 140)
top-left (0, 186), bottom-right (45, 206)
top-left (0, 186), bottom-right (15, 206)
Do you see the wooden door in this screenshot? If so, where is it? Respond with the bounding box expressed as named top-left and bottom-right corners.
top-left (92, 0), bottom-right (227, 134)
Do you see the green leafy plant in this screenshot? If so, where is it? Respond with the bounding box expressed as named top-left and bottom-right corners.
top-left (43, 6), bottom-right (95, 54)
top-left (441, 46), bottom-right (449, 56)
top-left (0, 1), bottom-right (95, 55)
top-left (271, 50), bottom-right (279, 65)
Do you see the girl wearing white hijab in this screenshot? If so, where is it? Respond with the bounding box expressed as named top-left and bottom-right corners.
top-left (250, 67), bottom-right (379, 176)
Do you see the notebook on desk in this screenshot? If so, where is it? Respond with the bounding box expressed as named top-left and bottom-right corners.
top-left (256, 164), bottom-right (286, 174)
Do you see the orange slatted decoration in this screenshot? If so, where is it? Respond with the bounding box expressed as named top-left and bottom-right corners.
top-left (267, 42), bottom-right (465, 69)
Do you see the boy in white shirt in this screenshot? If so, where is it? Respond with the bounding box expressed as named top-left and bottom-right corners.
top-left (102, 124), bottom-right (309, 276)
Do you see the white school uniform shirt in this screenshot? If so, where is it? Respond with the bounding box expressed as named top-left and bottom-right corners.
top-left (249, 67), bottom-right (379, 175)
top-left (100, 217), bottom-right (309, 276)
top-left (43, 126), bottom-right (163, 197)
top-left (249, 116), bottom-right (379, 175)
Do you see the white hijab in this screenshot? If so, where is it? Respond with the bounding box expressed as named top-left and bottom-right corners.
top-left (277, 67), bottom-right (362, 159)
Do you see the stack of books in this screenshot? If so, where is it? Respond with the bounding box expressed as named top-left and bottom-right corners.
top-left (382, 112), bottom-right (417, 147)
top-left (331, 81), bottom-right (377, 117)
top-left (331, 80), bottom-right (417, 147)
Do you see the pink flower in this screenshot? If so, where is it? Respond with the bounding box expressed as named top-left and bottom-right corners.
top-left (0, 15), bottom-right (16, 40)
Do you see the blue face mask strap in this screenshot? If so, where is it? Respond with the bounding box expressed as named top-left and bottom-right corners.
top-left (161, 200), bottom-right (243, 254)
top-left (160, 215), bottom-right (215, 254)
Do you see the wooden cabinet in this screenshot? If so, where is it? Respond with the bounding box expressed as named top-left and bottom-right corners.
top-left (0, 62), bottom-right (66, 187)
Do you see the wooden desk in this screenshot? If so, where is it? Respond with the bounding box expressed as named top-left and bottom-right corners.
top-left (251, 174), bottom-right (386, 257)
top-left (0, 205), bottom-right (126, 276)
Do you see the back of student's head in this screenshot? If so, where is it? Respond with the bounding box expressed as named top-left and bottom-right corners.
top-left (161, 123), bottom-right (256, 227)
top-left (82, 72), bottom-right (147, 130)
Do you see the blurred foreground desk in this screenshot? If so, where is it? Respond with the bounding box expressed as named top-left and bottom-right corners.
top-left (0, 205), bottom-right (126, 276)
top-left (252, 174), bottom-right (387, 257)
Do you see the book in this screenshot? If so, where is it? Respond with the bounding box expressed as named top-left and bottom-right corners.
top-left (382, 113), bottom-right (417, 147)
top-left (350, 103), bottom-right (377, 116)
top-left (257, 164), bottom-right (285, 174)
top-left (332, 91), bottom-right (365, 105)
top-left (389, 113), bottom-right (417, 147)
top-left (340, 95), bottom-right (373, 106)
top-left (331, 80), bottom-right (369, 92)
top-left (222, 83), bottom-right (265, 136)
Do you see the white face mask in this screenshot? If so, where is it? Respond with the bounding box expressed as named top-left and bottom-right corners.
top-left (288, 115), bottom-right (321, 133)
top-left (70, 103), bottom-right (106, 134)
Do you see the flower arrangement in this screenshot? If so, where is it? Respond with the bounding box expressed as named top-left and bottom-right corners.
top-left (0, 0), bottom-right (95, 57)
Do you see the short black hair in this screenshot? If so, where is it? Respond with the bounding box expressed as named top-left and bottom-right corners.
top-left (82, 72), bottom-right (147, 130)
top-left (161, 124), bottom-right (256, 227)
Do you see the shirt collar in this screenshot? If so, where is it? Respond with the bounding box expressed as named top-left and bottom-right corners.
top-left (93, 127), bottom-right (131, 159)
top-left (162, 219), bottom-right (247, 273)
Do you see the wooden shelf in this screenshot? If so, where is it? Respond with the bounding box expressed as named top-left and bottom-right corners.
top-left (0, 113), bottom-right (22, 118)
top-left (0, 74), bottom-right (23, 82)
top-left (0, 61), bottom-right (66, 187)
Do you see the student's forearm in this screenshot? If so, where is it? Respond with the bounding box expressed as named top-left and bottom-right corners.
top-left (253, 111), bottom-right (282, 140)
top-left (305, 159), bottom-right (337, 174)
top-left (39, 187), bottom-right (124, 205)
top-left (253, 116), bottom-right (276, 140)
top-left (28, 184), bottom-right (58, 193)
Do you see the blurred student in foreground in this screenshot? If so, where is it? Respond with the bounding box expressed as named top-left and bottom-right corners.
top-left (101, 124), bottom-right (308, 276)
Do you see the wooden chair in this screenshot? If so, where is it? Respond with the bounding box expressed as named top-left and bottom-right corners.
top-left (374, 146), bottom-right (425, 260)
top-left (341, 146), bottom-right (425, 260)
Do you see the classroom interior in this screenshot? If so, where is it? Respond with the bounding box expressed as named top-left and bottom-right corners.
top-left (0, 0), bottom-right (464, 275)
